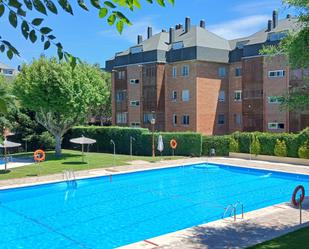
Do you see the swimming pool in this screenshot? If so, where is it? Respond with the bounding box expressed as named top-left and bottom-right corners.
top-left (0, 163), bottom-right (308, 249)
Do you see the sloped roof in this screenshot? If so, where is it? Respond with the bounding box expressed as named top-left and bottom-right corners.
top-left (0, 62), bottom-right (14, 70)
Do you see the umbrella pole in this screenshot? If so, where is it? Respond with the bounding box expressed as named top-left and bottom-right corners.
top-left (4, 147), bottom-right (7, 171)
top-left (82, 144), bottom-right (84, 162)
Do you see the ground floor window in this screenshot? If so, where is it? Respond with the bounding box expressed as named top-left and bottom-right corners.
top-left (182, 115), bottom-right (189, 125)
top-left (173, 114), bottom-right (177, 125)
top-left (131, 122), bottom-right (141, 128)
top-left (234, 114), bottom-right (242, 125)
top-left (143, 113), bottom-right (155, 124)
top-left (268, 122), bottom-right (285, 129)
top-left (116, 112), bottom-right (127, 124)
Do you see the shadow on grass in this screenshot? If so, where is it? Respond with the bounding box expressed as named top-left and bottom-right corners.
top-left (26, 174), bottom-right (38, 177)
top-left (0, 170), bottom-right (11, 174)
top-left (62, 161), bottom-right (88, 165)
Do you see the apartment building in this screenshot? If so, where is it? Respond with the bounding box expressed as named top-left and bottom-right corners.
top-left (106, 11), bottom-right (308, 135)
top-left (0, 62), bottom-right (18, 80)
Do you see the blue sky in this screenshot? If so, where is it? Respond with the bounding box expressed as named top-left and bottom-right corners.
top-left (1, 0), bottom-right (293, 69)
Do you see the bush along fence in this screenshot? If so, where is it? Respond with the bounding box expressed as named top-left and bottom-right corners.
top-left (63, 126), bottom-right (202, 157)
top-left (63, 126), bottom-right (309, 159)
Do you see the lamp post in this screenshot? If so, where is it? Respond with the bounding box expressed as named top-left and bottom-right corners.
top-left (110, 139), bottom-right (116, 166)
top-left (150, 113), bottom-right (156, 158)
top-left (130, 136), bottom-right (135, 159)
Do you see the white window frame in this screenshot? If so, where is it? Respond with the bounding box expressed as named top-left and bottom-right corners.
top-left (182, 115), bottom-right (189, 125)
top-left (234, 90), bottom-right (242, 102)
top-left (218, 90), bottom-right (225, 102)
top-left (181, 65), bottom-right (189, 77)
top-left (130, 100), bottom-right (140, 107)
top-left (131, 122), bottom-right (141, 128)
top-left (268, 96), bottom-right (282, 104)
top-left (218, 67), bottom-right (226, 78)
top-left (116, 112), bottom-right (127, 124)
top-left (182, 89), bottom-right (190, 102)
top-left (172, 90), bottom-right (177, 101)
top-left (268, 70), bottom-right (285, 78)
top-left (268, 122), bottom-right (285, 130)
top-left (172, 114), bottom-right (177, 126)
top-left (172, 66), bottom-right (177, 78)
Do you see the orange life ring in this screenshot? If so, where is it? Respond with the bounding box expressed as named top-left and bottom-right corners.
top-left (170, 139), bottom-right (177, 149)
top-left (291, 185), bottom-right (305, 206)
top-left (34, 149), bottom-right (46, 162)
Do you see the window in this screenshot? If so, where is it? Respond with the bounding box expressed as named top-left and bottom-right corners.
top-left (234, 90), bottom-right (242, 101)
top-left (236, 40), bottom-right (249, 49)
top-left (116, 90), bottom-right (126, 102)
top-left (130, 100), bottom-right (140, 107)
top-left (129, 79), bottom-right (139, 84)
top-left (117, 71), bottom-right (125, 80)
top-left (268, 31), bottom-right (288, 41)
top-left (143, 113), bottom-right (155, 124)
top-left (268, 122), bottom-right (285, 130)
top-left (182, 65), bottom-right (189, 77)
top-left (131, 122), bottom-right (141, 128)
top-left (218, 67), bottom-right (226, 78)
top-left (234, 114), bottom-right (242, 125)
top-left (268, 70), bottom-right (285, 78)
top-left (116, 112), bottom-right (127, 124)
top-left (173, 114), bottom-right (177, 125)
top-left (145, 67), bottom-right (155, 77)
top-left (218, 114), bottom-right (225, 125)
top-left (3, 69), bottom-right (13, 75)
top-left (182, 115), bottom-right (189, 125)
top-left (235, 68), bottom-right (242, 77)
top-left (130, 46), bottom-right (143, 54)
top-left (172, 41), bottom-right (184, 50)
top-left (218, 90), bottom-right (225, 102)
top-left (172, 90), bottom-right (177, 101)
top-left (268, 96), bottom-right (282, 104)
top-left (172, 66), bottom-right (177, 78)
top-left (182, 90), bottom-right (189, 102)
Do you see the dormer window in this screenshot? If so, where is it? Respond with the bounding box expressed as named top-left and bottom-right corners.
top-left (268, 31), bottom-right (288, 42)
top-left (172, 41), bottom-right (184, 50)
top-left (130, 46), bottom-right (143, 54)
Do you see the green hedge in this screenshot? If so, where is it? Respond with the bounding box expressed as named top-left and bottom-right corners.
top-left (63, 126), bottom-right (202, 156)
top-left (202, 135), bottom-right (230, 156)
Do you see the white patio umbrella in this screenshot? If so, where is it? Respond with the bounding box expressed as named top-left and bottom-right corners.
top-left (70, 136), bottom-right (96, 162)
top-left (0, 139), bottom-right (21, 171)
top-left (157, 135), bottom-right (164, 155)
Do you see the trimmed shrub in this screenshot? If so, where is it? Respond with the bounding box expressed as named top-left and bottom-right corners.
top-left (251, 135), bottom-right (261, 156)
top-left (233, 132), bottom-right (252, 153)
top-left (298, 141), bottom-right (309, 159)
top-left (274, 139), bottom-right (288, 157)
top-left (202, 136), bottom-right (230, 156)
top-left (229, 137), bottom-right (239, 152)
top-left (140, 132), bottom-right (202, 156)
top-left (64, 126), bottom-right (202, 156)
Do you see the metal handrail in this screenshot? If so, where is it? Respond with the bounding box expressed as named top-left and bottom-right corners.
top-left (222, 201), bottom-right (244, 221)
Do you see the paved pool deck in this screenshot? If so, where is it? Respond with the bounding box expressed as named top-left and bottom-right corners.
top-left (0, 156), bottom-right (309, 248)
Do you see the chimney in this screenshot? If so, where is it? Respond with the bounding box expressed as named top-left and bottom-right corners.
top-left (147, 27), bottom-right (152, 39)
top-left (162, 29), bottom-right (167, 32)
top-left (200, 19), bottom-right (205, 29)
top-left (267, 20), bottom-right (272, 31)
top-left (272, 10), bottom-right (278, 29)
top-left (286, 14), bottom-right (291, 19)
top-left (179, 24), bottom-right (183, 30)
top-left (175, 24), bottom-right (180, 30)
top-left (169, 27), bottom-right (175, 44)
top-left (185, 17), bottom-right (191, 32)
top-left (137, 35), bottom-right (143, 44)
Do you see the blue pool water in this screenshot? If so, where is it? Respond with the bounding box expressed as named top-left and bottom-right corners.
top-left (1, 163), bottom-right (309, 249)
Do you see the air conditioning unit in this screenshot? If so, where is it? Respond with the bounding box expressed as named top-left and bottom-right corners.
top-left (130, 79), bottom-right (139, 84)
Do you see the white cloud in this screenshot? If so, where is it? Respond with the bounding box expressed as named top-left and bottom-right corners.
top-left (208, 15), bottom-right (269, 40)
top-left (232, 0), bottom-right (281, 14)
top-left (99, 17), bottom-right (160, 44)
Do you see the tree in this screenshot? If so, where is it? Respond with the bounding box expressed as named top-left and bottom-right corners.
top-left (0, 0), bottom-right (174, 63)
top-left (0, 76), bottom-right (14, 114)
top-left (260, 0), bottom-right (309, 110)
top-left (14, 57), bottom-right (104, 156)
top-left (89, 70), bottom-right (112, 126)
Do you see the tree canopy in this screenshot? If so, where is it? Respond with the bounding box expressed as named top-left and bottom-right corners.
top-left (13, 57), bottom-right (106, 156)
top-left (0, 0), bottom-right (174, 65)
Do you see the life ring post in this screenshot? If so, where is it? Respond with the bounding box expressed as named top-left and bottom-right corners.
top-left (170, 139), bottom-right (177, 156)
top-left (291, 185), bottom-right (305, 207)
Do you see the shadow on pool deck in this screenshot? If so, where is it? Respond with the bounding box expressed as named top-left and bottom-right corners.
top-left (158, 200), bottom-right (309, 249)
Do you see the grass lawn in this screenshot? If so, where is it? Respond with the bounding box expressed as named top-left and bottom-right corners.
top-left (248, 227), bottom-right (309, 249)
top-left (0, 149), bottom-right (183, 180)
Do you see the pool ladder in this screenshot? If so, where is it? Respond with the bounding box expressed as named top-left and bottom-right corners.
top-left (222, 201), bottom-right (244, 221)
top-left (63, 169), bottom-right (77, 188)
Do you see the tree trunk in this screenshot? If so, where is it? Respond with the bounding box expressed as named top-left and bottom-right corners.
top-left (55, 134), bottom-right (62, 157)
